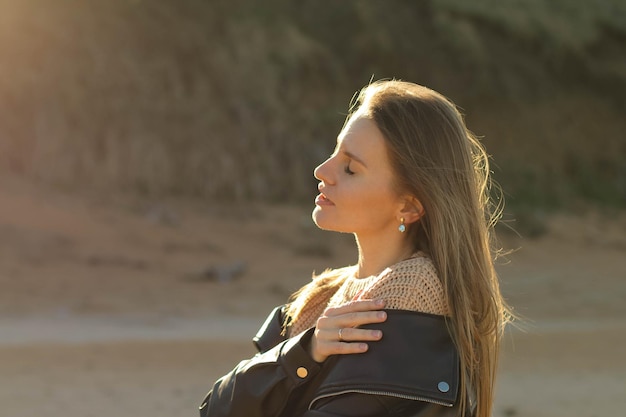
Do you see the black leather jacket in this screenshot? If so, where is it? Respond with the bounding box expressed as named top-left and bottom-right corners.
top-left (199, 306), bottom-right (472, 417)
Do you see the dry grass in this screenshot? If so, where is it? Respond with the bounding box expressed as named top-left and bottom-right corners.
top-left (0, 0), bottom-right (624, 209)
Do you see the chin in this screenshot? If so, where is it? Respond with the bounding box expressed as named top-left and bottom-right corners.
top-left (312, 210), bottom-right (336, 231)
top-left (312, 212), bottom-right (351, 234)
top-left (311, 211), bottom-right (326, 230)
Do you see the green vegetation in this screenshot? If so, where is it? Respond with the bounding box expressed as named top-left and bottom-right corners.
top-left (1, 0), bottom-right (625, 211)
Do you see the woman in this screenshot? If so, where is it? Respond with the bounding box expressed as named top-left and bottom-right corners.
top-left (199, 80), bottom-right (511, 417)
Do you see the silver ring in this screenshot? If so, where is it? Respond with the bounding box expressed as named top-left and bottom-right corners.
top-left (338, 328), bottom-right (344, 342)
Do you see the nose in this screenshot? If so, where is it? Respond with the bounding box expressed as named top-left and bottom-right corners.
top-left (314, 157), bottom-right (333, 183)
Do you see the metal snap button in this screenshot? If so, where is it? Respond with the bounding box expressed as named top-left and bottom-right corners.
top-left (437, 381), bottom-right (450, 393)
top-left (296, 367), bottom-right (308, 378)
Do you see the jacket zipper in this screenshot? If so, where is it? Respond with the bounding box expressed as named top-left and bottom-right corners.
top-left (309, 389), bottom-right (453, 409)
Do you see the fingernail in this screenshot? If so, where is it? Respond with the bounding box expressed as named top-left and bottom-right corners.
top-left (359, 343), bottom-right (368, 351)
top-left (378, 311), bottom-right (386, 319)
top-left (373, 330), bottom-right (382, 338)
top-left (375, 299), bottom-right (384, 306)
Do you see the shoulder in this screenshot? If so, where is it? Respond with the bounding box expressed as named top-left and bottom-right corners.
top-left (361, 253), bottom-right (449, 316)
top-left (312, 310), bottom-right (460, 411)
top-left (389, 252), bottom-right (438, 276)
top-left (312, 265), bottom-right (355, 284)
top-left (371, 252), bottom-right (439, 290)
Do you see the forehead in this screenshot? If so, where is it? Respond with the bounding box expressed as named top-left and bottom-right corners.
top-left (337, 116), bottom-right (388, 159)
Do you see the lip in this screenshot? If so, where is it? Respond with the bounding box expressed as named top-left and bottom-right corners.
top-left (315, 193), bottom-right (335, 206)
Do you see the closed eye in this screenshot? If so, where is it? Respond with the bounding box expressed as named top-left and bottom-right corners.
top-left (344, 163), bottom-right (355, 175)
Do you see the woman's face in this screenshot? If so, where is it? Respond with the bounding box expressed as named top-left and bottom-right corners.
top-left (312, 114), bottom-right (404, 237)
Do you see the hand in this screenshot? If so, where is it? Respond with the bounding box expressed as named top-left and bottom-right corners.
top-left (308, 299), bottom-right (387, 363)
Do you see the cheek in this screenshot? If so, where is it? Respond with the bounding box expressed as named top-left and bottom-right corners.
top-left (343, 183), bottom-right (397, 221)
top-left (352, 179), bottom-right (394, 203)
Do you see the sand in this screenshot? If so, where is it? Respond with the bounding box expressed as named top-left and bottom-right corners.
top-left (1, 176), bottom-right (625, 417)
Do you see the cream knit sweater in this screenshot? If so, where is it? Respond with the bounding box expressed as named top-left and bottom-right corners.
top-left (288, 252), bottom-right (449, 336)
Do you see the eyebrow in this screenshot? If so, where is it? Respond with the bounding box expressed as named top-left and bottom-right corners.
top-left (342, 150), bottom-right (368, 168)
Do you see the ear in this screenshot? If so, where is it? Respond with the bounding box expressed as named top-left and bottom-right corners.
top-left (397, 195), bottom-right (424, 225)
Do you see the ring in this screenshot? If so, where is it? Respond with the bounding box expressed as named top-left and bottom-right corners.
top-left (338, 328), bottom-right (344, 342)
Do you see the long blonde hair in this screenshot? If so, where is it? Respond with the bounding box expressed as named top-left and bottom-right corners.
top-left (287, 80), bottom-right (511, 417)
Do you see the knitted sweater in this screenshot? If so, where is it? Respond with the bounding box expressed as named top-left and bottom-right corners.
top-left (288, 252), bottom-right (449, 336)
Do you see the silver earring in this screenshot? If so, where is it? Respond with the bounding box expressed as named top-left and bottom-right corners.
top-left (398, 217), bottom-right (406, 233)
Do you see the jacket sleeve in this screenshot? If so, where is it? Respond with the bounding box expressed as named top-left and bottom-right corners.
top-left (303, 310), bottom-right (463, 417)
top-left (300, 392), bottom-right (433, 417)
top-left (199, 306), bottom-right (322, 417)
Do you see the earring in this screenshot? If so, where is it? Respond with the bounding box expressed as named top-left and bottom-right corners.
top-left (398, 217), bottom-right (406, 233)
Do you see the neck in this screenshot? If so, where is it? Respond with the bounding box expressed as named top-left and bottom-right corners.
top-left (354, 231), bottom-right (414, 278)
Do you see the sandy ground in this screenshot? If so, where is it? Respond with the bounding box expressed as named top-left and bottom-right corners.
top-left (1, 176), bottom-right (625, 417)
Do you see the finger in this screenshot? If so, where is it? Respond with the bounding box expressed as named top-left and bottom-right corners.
top-left (324, 299), bottom-right (385, 317)
top-left (334, 341), bottom-right (369, 355)
top-left (333, 310), bottom-right (387, 329)
top-left (337, 327), bottom-right (383, 342)
top-left (316, 310), bottom-right (387, 333)
top-left (316, 327), bottom-right (383, 342)
top-left (315, 339), bottom-right (369, 358)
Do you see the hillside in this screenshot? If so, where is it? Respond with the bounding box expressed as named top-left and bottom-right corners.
top-left (1, 0), bottom-right (625, 210)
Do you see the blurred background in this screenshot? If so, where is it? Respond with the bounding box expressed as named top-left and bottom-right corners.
top-left (0, 1), bottom-right (625, 416)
